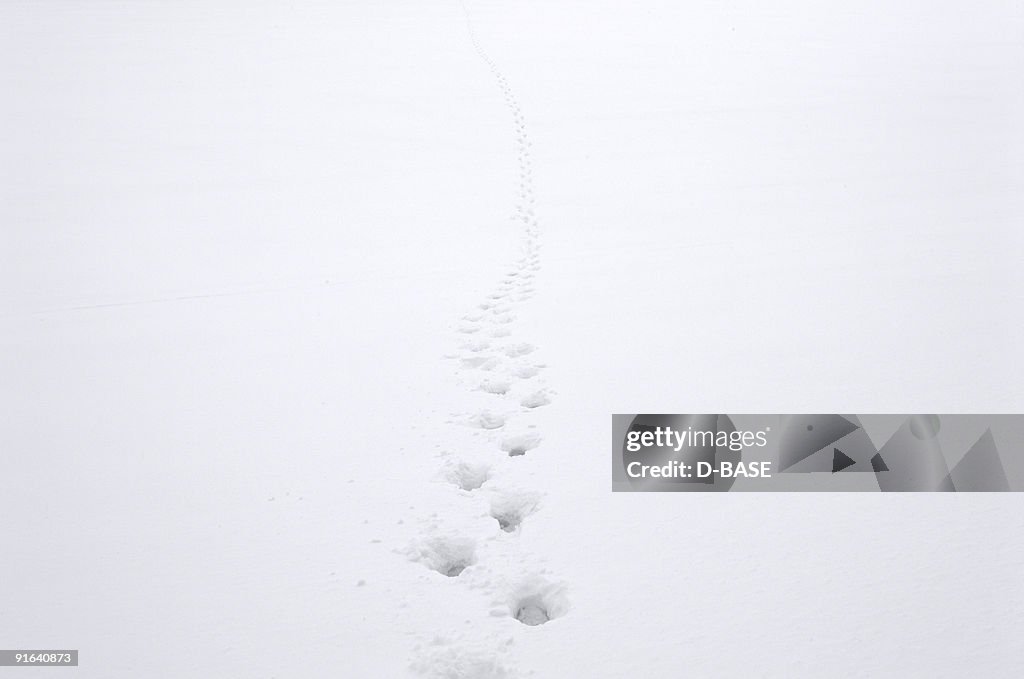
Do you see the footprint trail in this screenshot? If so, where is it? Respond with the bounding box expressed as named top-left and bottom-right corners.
top-left (406, 3), bottom-right (567, 676)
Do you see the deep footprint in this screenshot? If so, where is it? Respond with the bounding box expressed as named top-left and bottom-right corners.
top-left (408, 535), bottom-right (477, 577)
top-left (488, 488), bottom-right (540, 532)
top-left (508, 580), bottom-right (569, 626)
top-left (515, 599), bottom-right (550, 626)
top-left (443, 460), bottom-right (492, 491)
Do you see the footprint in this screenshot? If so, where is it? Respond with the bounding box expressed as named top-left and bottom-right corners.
top-left (480, 378), bottom-right (512, 395)
top-left (508, 578), bottom-right (569, 626)
top-left (520, 390), bottom-right (550, 409)
top-left (457, 325), bottom-right (480, 334)
top-left (460, 356), bottom-right (499, 370)
top-left (474, 410), bottom-right (505, 430)
top-left (515, 600), bottom-right (549, 626)
top-left (411, 641), bottom-right (512, 679)
top-left (461, 339), bottom-right (490, 352)
top-left (510, 364), bottom-right (539, 379)
top-left (490, 327), bottom-right (512, 338)
top-left (407, 535), bottom-right (477, 577)
top-left (504, 342), bottom-right (534, 357)
top-left (441, 460), bottom-right (492, 491)
top-left (487, 487), bottom-right (541, 532)
top-left (501, 431), bottom-right (541, 457)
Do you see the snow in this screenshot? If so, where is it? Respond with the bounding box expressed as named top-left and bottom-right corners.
top-left (2, 1), bottom-right (1023, 677)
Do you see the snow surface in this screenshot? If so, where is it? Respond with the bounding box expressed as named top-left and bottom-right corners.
top-left (2, 1), bottom-right (1023, 677)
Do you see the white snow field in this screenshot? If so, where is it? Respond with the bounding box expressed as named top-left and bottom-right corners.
top-left (2, 1), bottom-right (1023, 677)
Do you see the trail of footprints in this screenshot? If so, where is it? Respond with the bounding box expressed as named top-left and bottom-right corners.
top-left (405, 5), bottom-right (567, 675)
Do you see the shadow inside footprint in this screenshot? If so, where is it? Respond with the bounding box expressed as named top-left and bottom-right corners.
top-left (408, 535), bottom-right (477, 578)
top-left (495, 513), bottom-right (518, 531)
top-left (509, 579), bottom-right (569, 626)
top-left (443, 563), bottom-right (468, 577)
top-left (488, 487), bottom-right (540, 532)
top-left (514, 597), bottom-right (550, 626)
top-left (501, 432), bottom-right (541, 457)
top-left (443, 460), bottom-right (492, 491)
